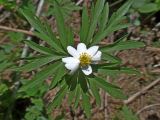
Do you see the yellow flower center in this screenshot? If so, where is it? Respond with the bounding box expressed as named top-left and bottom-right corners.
top-left (79, 53), bottom-right (91, 66)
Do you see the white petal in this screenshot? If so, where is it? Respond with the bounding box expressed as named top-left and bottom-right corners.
top-left (77, 43), bottom-right (87, 54)
top-left (65, 63), bottom-right (79, 74)
top-left (62, 57), bottom-right (78, 64)
top-left (92, 51), bottom-right (102, 61)
top-left (62, 57), bottom-right (72, 63)
top-left (81, 65), bottom-right (92, 75)
top-left (67, 46), bottom-right (79, 58)
top-left (86, 46), bottom-right (99, 57)
top-left (63, 58), bottom-right (80, 74)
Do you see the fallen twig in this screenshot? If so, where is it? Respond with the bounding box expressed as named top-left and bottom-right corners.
top-left (76, 0), bottom-right (83, 5)
top-left (136, 104), bottom-right (160, 115)
top-left (146, 46), bottom-right (160, 52)
top-left (0, 25), bottom-right (35, 36)
top-left (0, 35), bottom-right (8, 44)
top-left (0, 12), bottom-right (11, 23)
top-left (124, 78), bottom-right (160, 105)
top-left (110, 0), bottom-right (124, 7)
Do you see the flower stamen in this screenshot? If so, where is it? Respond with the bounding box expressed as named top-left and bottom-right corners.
top-left (79, 53), bottom-right (91, 66)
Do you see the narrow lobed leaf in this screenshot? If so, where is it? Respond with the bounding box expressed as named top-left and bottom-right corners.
top-left (98, 67), bottom-right (141, 76)
top-left (90, 77), bottom-right (127, 99)
top-left (48, 84), bottom-right (67, 112)
top-left (82, 92), bottom-right (91, 118)
top-left (92, 0), bottom-right (133, 45)
top-left (98, 2), bottom-right (109, 32)
top-left (121, 105), bottom-right (139, 120)
top-left (50, 63), bottom-right (67, 89)
top-left (19, 62), bottom-right (62, 93)
top-left (101, 41), bottom-right (145, 52)
top-left (24, 40), bottom-right (54, 55)
top-left (20, 7), bottom-right (65, 53)
top-left (102, 52), bottom-right (122, 64)
top-left (74, 85), bottom-right (81, 108)
top-left (54, 0), bottom-right (68, 49)
top-left (87, 0), bottom-right (105, 45)
top-left (89, 80), bottom-right (101, 106)
top-left (80, 6), bottom-right (89, 43)
top-left (17, 56), bottom-right (62, 72)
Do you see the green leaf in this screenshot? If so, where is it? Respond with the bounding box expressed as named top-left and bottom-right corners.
top-left (65, 72), bottom-right (78, 91)
top-left (121, 105), bottom-right (139, 120)
top-left (78, 72), bottom-right (88, 93)
top-left (89, 80), bottom-right (101, 106)
top-left (48, 84), bottom-right (67, 112)
top-left (82, 92), bottom-right (91, 118)
top-left (24, 40), bottom-right (54, 55)
top-left (132, 0), bottom-right (146, 8)
top-left (118, 67), bottom-right (140, 75)
top-left (66, 27), bottom-right (74, 46)
top-left (31, 98), bottom-right (44, 110)
top-left (0, 84), bottom-right (8, 96)
top-left (2, 43), bottom-right (15, 53)
top-left (18, 56), bottom-right (62, 72)
top-left (98, 67), bottom-right (140, 76)
top-left (102, 52), bottom-right (122, 63)
top-left (43, 22), bottom-right (66, 53)
top-left (90, 3), bottom-right (95, 18)
top-left (98, 2), bottom-right (109, 32)
top-left (20, 7), bottom-right (47, 35)
top-left (87, 0), bottom-right (105, 45)
top-left (8, 32), bottom-right (24, 43)
top-left (61, 1), bottom-right (81, 17)
top-left (47, 0), bottom-right (81, 19)
top-left (96, 63), bottom-right (120, 70)
top-left (80, 6), bottom-right (89, 43)
top-left (101, 41), bottom-right (145, 52)
top-left (50, 64), bottom-right (67, 89)
top-left (20, 7), bottom-right (64, 53)
top-left (109, 0), bottom-right (133, 25)
top-left (138, 3), bottom-right (158, 13)
top-left (92, 22), bottom-right (130, 45)
top-left (0, 61), bottom-right (12, 72)
top-left (110, 23), bottom-right (130, 33)
top-left (92, 0), bottom-right (133, 45)
top-left (54, 1), bottom-right (67, 49)
top-left (19, 62), bottom-right (62, 94)
top-left (34, 32), bottom-right (64, 53)
top-left (74, 85), bottom-right (81, 108)
top-left (91, 77), bottom-right (126, 99)
top-left (0, 0), bottom-right (17, 10)
top-left (0, 51), bottom-right (6, 62)
top-left (68, 88), bottom-right (76, 105)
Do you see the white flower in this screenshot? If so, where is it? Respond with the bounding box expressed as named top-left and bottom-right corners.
top-left (62, 43), bottom-right (102, 75)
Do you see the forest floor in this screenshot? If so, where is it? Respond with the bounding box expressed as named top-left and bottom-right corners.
top-left (0, 2), bottom-right (160, 120)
